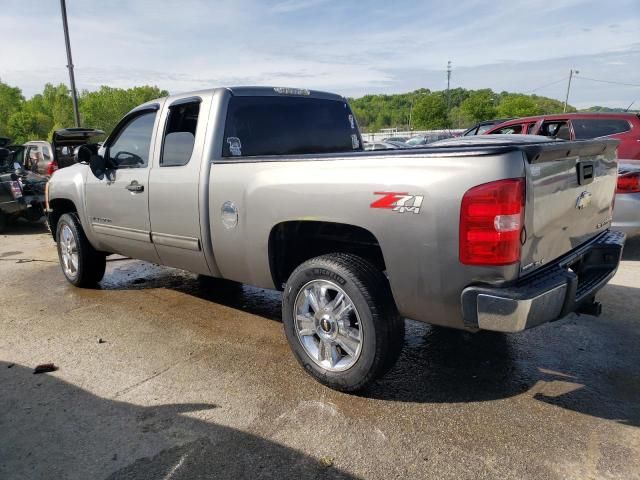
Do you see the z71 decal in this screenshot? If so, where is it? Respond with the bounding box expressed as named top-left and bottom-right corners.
top-left (370, 192), bottom-right (424, 214)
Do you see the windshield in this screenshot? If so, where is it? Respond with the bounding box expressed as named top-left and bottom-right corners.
top-left (405, 137), bottom-right (425, 145)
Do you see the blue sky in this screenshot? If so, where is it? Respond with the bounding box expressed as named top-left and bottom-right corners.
top-left (1, 0), bottom-right (639, 108)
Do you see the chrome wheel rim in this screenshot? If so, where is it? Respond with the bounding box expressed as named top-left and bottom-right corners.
top-left (60, 224), bottom-right (79, 279)
top-left (294, 280), bottom-right (362, 372)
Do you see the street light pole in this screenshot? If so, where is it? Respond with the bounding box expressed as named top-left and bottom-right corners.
top-left (60, 0), bottom-right (81, 127)
top-left (563, 69), bottom-right (579, 113)
top-left (446, 61), bottom-right (452, 113)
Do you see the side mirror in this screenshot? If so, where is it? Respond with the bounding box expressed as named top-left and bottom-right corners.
top-left (76, 145), bottom-right (106, 179)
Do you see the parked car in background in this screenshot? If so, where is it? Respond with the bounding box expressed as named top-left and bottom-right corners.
top-left (612, 162), bottom-right (640, 237)
top-left (384, 140), bottom-right (411, 148)
top-left (0, 148), bottom-right (47, 231)
top-left (483, 113), bottom-right (640, 160)
top-left (363, 141), bottom-right (404, 151)
top-left (405, 132), bottom-right (454, 146)
top-left (22, 128), bottom-right (105, 176)
top-left (462, 118), bottom-right (513, 136)
top-left (385, 136), bottom-right (409, 143)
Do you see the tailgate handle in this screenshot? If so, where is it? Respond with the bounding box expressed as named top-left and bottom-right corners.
top-left (577, 162), bottom-right (594, 185)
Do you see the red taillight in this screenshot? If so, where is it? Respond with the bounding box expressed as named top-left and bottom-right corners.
top-left (460, 178), bottom-right (525, 265)
top-left (9, 180), bottom-right (23, 199)
top-left (47, 161), bottom-right (58, 176)
top-left (616, 172), bottom-right (640, 194)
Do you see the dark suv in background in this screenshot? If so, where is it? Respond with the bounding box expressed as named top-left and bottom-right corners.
top-left (483, 113), bottom-right (640, 160)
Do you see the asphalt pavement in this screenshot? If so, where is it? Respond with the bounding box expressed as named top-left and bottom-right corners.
top-left (1, 222), bottom-right (639, 479)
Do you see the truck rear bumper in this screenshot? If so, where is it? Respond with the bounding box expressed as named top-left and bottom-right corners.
top-left (461, 230), bottom-right (625, 332)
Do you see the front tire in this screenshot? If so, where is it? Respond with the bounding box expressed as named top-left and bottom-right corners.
top-left (282, 253), bottom-right (404, 392)
top-left (56, 213), bottom-right (106, 287)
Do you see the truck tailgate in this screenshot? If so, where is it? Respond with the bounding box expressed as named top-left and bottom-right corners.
top-left (520, 139), bottom-right (619, 274)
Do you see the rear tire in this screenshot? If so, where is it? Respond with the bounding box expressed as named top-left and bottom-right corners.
top-left (282, 253), bottom-right (404, 392)
top-left (56, 213), bottom-right (106, 287)
top-left (0, 211), bottom-right (7, 233)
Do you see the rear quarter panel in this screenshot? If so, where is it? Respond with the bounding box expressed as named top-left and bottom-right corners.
top-left (209, 151), bottom-right (525, 328)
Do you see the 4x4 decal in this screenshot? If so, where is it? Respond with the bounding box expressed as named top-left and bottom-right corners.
top-left (370, 192), bottom-right (424, 214)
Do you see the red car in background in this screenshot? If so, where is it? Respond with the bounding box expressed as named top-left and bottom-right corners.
top-left (484, 113), bottom-right (640, 160)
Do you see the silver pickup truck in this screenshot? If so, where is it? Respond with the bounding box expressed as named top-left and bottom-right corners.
top-left (46, 87), bottom-right (625, 391)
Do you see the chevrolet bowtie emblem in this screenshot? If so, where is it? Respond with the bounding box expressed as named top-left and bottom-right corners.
top-left (575, 191), bottom-right (592, 210)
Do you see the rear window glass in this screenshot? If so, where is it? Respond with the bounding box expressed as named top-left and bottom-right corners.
top-left (490, 124), bottom-right (523, 134)
top-left (572, 118), bottom-right (631, 139)
top-left (222, 96), bottom-right (361, 157)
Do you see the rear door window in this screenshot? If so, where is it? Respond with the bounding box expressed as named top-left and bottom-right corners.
top-left (490, 124), bottom-right (523, 134)
top-left (572, 118), bottom-right (631, 139)
top-left (540, 121), bottom-right (571, 140)
top-left (222, 96), bottom-right (361, 158)
top-left (161, 100), bottom-right (200, 167)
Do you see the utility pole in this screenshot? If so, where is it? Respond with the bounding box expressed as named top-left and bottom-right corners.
top-left (60, 0), bottom-right (81, 127)
top-left (563, 69), bottom-right (579, 113)
top-left (446, 61), bottom-right (452, 113)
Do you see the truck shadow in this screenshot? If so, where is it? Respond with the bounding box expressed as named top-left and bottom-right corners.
top-left (101, 260), bottom-right (283, 322)
top-left (622, 236), bottom-right (640, 260)
top-left (98, 260), bottom-right (640, 427)
top-left (0, 361), bottom-right (355, 480)
top-left (364, 283), bottom-right (640, 426)
top-left (1, 218), bottom-right (48, 236)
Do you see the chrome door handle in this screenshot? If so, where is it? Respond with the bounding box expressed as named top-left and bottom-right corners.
top-left (126, 181), bottom-right (144, 193)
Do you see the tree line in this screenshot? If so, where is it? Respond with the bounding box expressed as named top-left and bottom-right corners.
top-left (349, 88), bottom-right (579, 132)
top-left (0, 79), bottom-right (603, 142)
top-left (0, 80), bottom-right (168, 144)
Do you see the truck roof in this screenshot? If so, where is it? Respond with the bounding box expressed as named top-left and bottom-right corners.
top-left (136, 86), bottom-right (347, 112)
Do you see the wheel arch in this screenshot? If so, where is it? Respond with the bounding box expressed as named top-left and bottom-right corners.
top-left (268, 220), bottom-right (387, 290)
top-left (48, 198), bottom-right (78, 241)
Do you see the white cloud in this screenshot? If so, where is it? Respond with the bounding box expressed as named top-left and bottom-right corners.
top-left (1, 0), bottom-right (639, 108)
top-left (271, 0), bottom-right (330, 13)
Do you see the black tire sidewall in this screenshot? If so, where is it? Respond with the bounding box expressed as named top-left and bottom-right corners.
top-left (282, 258), bottom-right (382, 391)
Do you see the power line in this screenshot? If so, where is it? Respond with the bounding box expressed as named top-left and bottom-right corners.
top-left (525, 77), bottom-right (567, 93)
top-left (576, 76), bottom-right (640, 88)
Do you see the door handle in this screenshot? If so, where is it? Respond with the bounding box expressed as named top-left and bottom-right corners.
top-left (126, 181), bottom-right (144, 193)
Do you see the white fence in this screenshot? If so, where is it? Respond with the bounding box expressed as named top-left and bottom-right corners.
top-left (360, 129), bottom-right (465, 143)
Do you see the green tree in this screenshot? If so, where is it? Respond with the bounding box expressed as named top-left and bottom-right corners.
top-left (6, 111), bottom-right (51, 144)
top-left (497, 94), bottom-right (542, 118)
top-left (412, 93), bottom-right (449, 129)
top-left (531, 95), bottom-right (576, 114)
top-left (80, 85), bottom-right (168, 135)
top-left (460, 89), bottom-right (497, 123)
top-left (23, 83), bottom-right (75, 138)
top-left (0, 80), bottom-right (25, 137)
top-left (448, 106), bottom-right (473, 129)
